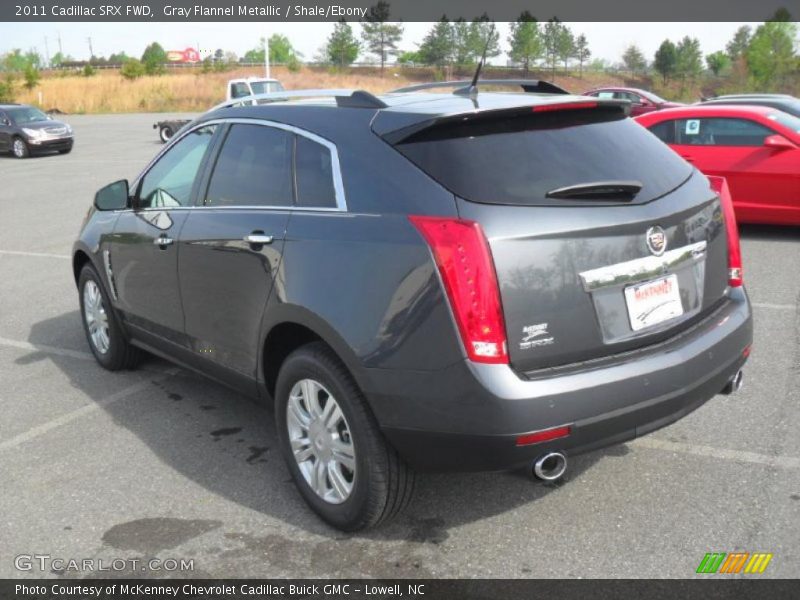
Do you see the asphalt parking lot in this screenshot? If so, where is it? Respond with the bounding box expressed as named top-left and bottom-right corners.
top-left (0, 113), bottom-right (798, 579)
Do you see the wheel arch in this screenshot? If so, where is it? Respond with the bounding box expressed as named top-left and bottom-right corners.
top-left (72, 249), bottom-right (92, 287)
top-left (260, 305), bottom-right (367, 402)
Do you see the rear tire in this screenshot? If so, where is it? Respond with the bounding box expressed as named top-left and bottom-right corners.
top-left (12, 137), bottom-right (29, 158)
top-left (159, 126), bottom-right (174, 143)
top-left (275, 342), bottom-right (415, 531)
top-left (78, 264), bottom-right (143, 370)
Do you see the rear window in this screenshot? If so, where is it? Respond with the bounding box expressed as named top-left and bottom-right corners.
top-left (394, 110), bottom-right (692, 206)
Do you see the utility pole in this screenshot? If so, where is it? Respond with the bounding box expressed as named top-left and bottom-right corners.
top-left (264, 33), bottom-right (270, 78)
top-left (43, 36), bottom-right (50, 68)
top-left (86, 36), bottom-right (93, 60)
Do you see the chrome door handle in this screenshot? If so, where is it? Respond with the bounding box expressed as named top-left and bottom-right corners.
top-left (154, 236), bottom-right (174, 247)
top-left (244, 234), bottom-right (274, 245)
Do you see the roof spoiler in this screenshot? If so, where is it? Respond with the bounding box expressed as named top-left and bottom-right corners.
top-left (378, 99), bottom-right (628, 145)
top-left (390, 79), bottom-right (569, 95)
top-left (208, 89), bottom-right (387, 112)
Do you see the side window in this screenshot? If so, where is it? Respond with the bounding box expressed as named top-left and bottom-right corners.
top-left (230, 83), bottom-right (250, 99)
top-left (648, 120), bottom-right (676, 144)
top-left (205, 123), bottom-right (293, 207)
top-left (294, 135), bottom-right (337, 208)
top-left (614, 91), bottom-right (640, 104)
top-left (675, 118), bottom-right (773, 146)
top-left (138, 125), bottom-right (216, 208)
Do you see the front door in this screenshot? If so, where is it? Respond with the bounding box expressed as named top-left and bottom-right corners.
top-left (110, 124), bottom-right (218, 344)
top-left (669, 116), bottom-right (799, 222)
top-left (0, 110), bottom-right (12, 152)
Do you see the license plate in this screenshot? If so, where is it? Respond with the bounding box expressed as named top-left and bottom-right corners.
top-left (624, 274), bottom-right (684, 331)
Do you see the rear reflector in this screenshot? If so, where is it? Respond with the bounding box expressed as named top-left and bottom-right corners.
top-left (708, 176), bottom-right (743, 287)
top-left (409, 216), bottom-right (508, 364)
top-left (516, 425), bottom-right (572, 446)
top-left (532, 101), bottom-right (598, 113)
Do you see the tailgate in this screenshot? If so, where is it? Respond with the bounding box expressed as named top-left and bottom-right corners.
top-left (458, 171), bottom-right (729, 372)
top-left (387, 101), bottom-right (731, 372)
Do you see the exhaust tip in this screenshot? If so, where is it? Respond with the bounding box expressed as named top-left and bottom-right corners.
top-left (721, 369), bottom-right (744, 395)
top-left (532, 452), bottom-right (567, 481)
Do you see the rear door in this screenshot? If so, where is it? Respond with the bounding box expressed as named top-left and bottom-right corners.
top-left (391, 105), bottom-right (729, 373)
top-left (654, 116), bottom-right (800, 222)
top-left (177, 121), bottom-right (293, 389)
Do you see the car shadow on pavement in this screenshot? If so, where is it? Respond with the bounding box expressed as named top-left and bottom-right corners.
top-left (23, 310), bottom-right (609, 542)
top-left (739, 223), bottom-right (799, 242)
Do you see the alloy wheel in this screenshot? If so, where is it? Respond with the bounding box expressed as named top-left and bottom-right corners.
top-left (13, 139), bottom-right (26, 158)
top-left (286, 378), bottom-right (356, 504)
top-left (83, 280), bottom-right (110, 354)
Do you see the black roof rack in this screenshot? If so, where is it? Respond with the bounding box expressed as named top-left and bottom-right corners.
top-left (209, 89), bottom-right (387, 112)
top-left (390, 79), bottom-right (569, 96)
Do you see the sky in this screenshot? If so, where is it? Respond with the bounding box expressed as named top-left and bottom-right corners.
top-left (0, 22), bottom-right (760, 66)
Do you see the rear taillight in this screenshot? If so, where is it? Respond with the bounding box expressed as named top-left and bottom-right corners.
top-left (409, 216), bottom-right (508, 364)
top-left (708, 175), bottom-right (742, 287)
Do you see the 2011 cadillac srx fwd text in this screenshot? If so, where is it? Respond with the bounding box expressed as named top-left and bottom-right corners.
top-left (72, 84), bottom-right (753, 530)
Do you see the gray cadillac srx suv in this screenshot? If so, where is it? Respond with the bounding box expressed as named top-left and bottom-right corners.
top-left (72, 84), bottom-right (752, 530)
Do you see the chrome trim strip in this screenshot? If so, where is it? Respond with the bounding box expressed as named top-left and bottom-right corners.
top-left (131, 117), bottom-right (347, 212)
top-left (102, 249), bottom-right (118, 300)
top-left (579, 241), bottom-right (707, 292)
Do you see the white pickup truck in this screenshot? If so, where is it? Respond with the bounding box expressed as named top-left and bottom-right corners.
top-left (153, 77), bottom-right (285, 142)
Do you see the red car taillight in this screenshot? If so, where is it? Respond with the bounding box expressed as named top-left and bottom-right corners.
top-left (708, 176), bottom-right (743, 287)
top-left (409, 216), bottom-right (508, 364)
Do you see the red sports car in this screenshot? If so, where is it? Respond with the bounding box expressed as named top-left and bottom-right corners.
top-left (637, 105), bottom-right (800, 225)
top-left (583, 87), bottom-right (683, 116)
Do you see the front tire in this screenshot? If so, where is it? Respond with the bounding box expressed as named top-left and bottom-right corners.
top-left (275, 342), bottom-right (415, 531)
top-left (78, 264), bottom-right (143, 370)
top-left (159, 126), bottom-right (174, 143)
top-left (12, 137), bottom-right (29, 158)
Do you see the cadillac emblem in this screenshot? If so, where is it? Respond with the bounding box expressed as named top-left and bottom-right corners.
top-left (646, 226), bottom-right (667, 256)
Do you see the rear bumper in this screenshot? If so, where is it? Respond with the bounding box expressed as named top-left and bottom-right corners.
top-left (364, 287), bottom-right (752, 471)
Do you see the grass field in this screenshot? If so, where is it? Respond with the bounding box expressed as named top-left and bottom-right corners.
top-left (13, 65), bottom-right (646, 114)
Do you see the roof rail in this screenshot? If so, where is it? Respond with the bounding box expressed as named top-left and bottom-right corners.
top-left (208, 89), bottom-right (387, 112)
top-left (390, 79), bottom-right (569, 95)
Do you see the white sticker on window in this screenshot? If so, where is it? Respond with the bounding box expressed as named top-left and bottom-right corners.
top-left (597, 91), bottom-right (614, 99)
top-left (685, 119), bottom-right (701, 135)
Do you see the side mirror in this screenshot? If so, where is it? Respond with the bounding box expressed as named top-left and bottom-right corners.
top-left (94, 180), bottom-right (129, 211)
top-left (764, 134), bottom-right (796, 151)
top-left (1, 118), bottom-right (9, 126)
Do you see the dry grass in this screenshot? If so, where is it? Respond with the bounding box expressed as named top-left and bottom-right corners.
top-left (14, 65), bottom-right (630, 114)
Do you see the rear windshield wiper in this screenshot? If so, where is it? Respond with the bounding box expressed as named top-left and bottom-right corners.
top-left (545, 180), bottom-right (643, 200)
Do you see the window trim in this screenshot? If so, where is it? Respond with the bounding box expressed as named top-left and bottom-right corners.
top-left (131, 117), bottom-right (347, 213)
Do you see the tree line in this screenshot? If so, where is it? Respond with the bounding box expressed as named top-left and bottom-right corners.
top-left (1, 3), bottom-right (797, 101)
